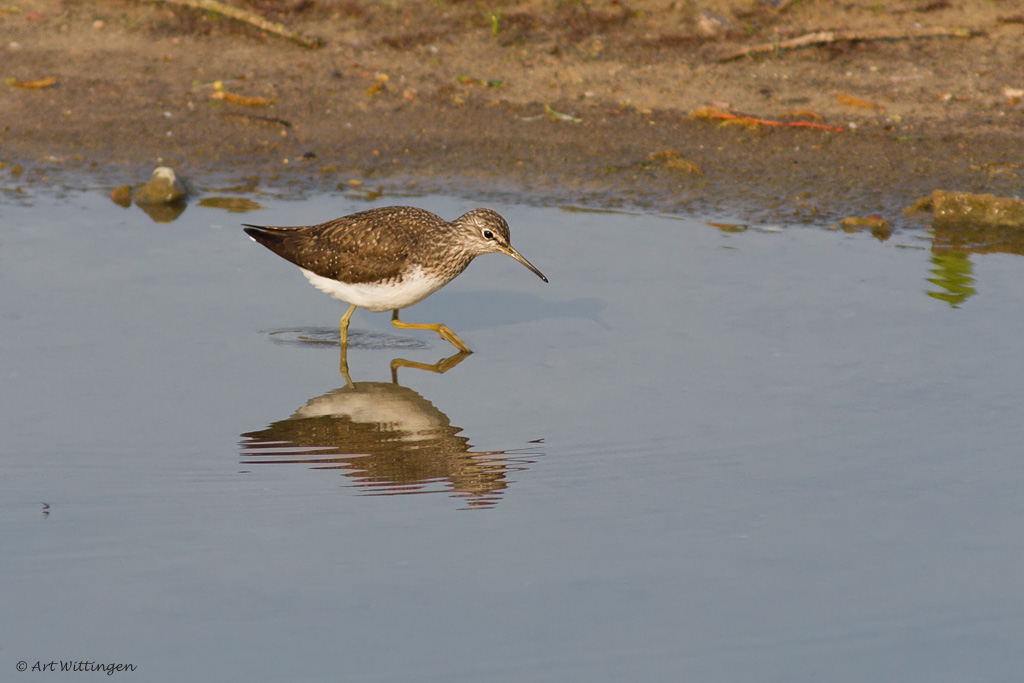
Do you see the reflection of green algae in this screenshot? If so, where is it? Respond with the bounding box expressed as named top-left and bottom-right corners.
top-left (932, 220), bottom-right (1024, 255)
top-left (558, 205), bottom-right (636, 215)
top-left (198, 197), bottom-right (263, 213)
top-left (137, 200), bottom-right (186, 223)
top-left (927, 252), bottom-right (975, 308)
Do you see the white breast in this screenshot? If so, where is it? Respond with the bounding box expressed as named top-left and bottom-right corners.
top-left (299, 267), bottom-right (450, 312)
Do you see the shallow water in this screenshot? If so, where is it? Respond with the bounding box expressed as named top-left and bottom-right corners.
top-left (3, 188), bottom-right (1024, 681)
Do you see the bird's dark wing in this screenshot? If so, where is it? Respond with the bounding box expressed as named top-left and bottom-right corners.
top-left (244, 207), bottom-right (446, 284)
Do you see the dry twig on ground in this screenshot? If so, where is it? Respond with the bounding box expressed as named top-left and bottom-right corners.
top-left (150, 0), bottom-right (324, 48)
top-left (717, 26), bottom-right (973, 62)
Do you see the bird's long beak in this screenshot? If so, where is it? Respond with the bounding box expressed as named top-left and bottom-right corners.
top-left (502, 245), bottom-right (548, 283)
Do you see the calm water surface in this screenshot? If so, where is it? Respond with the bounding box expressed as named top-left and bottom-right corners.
top-left (2, 188), bottom-right (1023, 682)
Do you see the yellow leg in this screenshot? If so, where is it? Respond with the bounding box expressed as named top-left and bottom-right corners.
top-left (390, 351), bottom-right (471, 381)
top-left (338, 343), bottom-right (355, 389)
top-left (391, 309), bottom-right (472, 353)
top-left (339, 304), bottom-right (357, 347)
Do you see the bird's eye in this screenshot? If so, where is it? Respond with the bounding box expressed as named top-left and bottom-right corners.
top-left (483, 230), bottom-right (494, 239)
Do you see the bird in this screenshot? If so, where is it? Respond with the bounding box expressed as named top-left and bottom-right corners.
top-left (243, 206), bottom-right (547, 352)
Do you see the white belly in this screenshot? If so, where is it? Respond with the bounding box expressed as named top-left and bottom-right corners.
top-left (299, 267), bottom-right (449, 312)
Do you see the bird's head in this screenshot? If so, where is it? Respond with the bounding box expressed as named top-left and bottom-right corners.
top-left (454, 208), bottom-right (548, 282)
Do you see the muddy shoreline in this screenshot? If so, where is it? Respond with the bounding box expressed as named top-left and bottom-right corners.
top-left (2, 0), bottom-right (1022, 222)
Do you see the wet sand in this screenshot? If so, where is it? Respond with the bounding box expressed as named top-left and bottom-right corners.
top-left (3, 0), bottom-right (1023, 219)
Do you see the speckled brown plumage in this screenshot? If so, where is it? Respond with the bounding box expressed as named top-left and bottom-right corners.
top-left (244, 206), bottom-right (465, 285)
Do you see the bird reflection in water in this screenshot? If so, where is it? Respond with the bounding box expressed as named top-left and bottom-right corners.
top-left (240, 346), bottom-right (541, 509)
